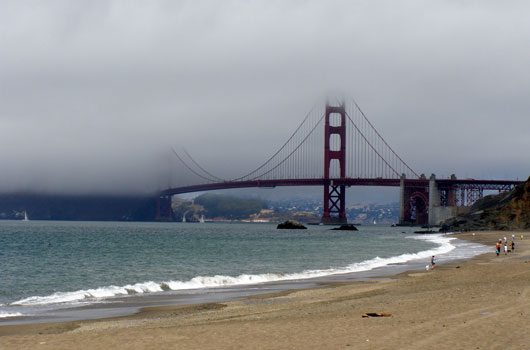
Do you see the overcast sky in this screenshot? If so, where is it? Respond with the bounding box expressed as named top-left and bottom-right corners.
top-left (1, 0), bottom-right (529, 199)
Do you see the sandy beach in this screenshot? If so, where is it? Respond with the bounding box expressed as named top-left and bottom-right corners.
top-left (1, 230), bottom-right (529, 349)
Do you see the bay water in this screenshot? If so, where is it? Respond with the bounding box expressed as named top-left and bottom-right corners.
top-left (0, 220), bottom-right (489, 323)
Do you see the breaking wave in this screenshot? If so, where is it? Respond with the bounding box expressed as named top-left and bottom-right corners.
top-left (0, 312), bottom-right (23, 318)
top-left (11, 234), bottom-right (457, 307)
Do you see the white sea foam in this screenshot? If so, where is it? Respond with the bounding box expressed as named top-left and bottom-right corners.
top-left (0, 312), bottom-right (23, 318)
top-left (12, 281), bottom-right (165, 306)
top-left (10, 234), bottom-right (463, 307)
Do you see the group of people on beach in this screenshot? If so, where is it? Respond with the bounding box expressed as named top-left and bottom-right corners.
top-left (429, 232), bottom-right (522, 268)
top-left (495, 234), bottom-right (517, 256)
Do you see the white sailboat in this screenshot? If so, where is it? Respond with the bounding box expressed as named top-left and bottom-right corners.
top-left (182, 214), bottom-right (186, 223)
top-left (199, 215), bottom-right (205, 223)
top-left (23, 211), bottom-right (29, 221)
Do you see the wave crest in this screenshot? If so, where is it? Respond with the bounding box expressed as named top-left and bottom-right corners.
top-left (11, 234), bottom-right (456, 307)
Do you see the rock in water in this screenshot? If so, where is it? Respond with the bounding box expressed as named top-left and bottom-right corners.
top-left (414, 230), bottom-right (437, 234)
top-left (277, 220), bottom-right (307, 229)
top-left (330, 224), bottom-right (358, 231)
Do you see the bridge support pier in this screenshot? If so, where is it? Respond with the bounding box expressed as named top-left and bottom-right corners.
top-left (399, 174), bottom-right (406, 225)
top-left (428, 174), bottom-right (440, 226)
top-left (156, 195), bottom-right (173, 221)
top-left (398, 174), bottom-right (429, 226)
top-left (429, 175), bottom-right (469, 226)
top-left (427, 174), bottom-right (459, 226)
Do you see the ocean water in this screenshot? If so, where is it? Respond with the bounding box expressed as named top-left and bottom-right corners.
top-left (0, 220), bottom-right (489, 323)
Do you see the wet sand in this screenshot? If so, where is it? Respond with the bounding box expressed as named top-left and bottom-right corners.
top-left (1, 230), bottom-right (529, 349)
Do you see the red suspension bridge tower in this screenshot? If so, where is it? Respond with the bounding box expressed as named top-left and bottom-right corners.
top-left (322, 103), bottom-right (347, 224)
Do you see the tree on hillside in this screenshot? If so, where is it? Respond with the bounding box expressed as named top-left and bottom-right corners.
top-left (194, 194), bottom-right (267, 220)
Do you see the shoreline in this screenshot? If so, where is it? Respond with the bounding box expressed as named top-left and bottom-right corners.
top-left (1, 230), bottom-right (529, 349)
top-left (0, 231), bottom-right (484, 325)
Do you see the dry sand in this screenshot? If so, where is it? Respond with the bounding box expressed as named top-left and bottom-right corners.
top-left (1, 230), bottom-right (529, 349)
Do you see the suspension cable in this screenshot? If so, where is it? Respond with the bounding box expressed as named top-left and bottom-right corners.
top-left (351, 99), bottom-right (419, 178)
top-left (249, 114), bottom-right (325, 180)
top-left (183, 148), bottom-right (225, 182)
top-left (231, 105), bottom-right (317, 181)
top-left (171, 147), bottom-right (217, 183)
top-left (345, 112), bottom-right (401, 178)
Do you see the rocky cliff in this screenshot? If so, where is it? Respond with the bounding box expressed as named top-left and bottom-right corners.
top-left (440, 176), bottom-right (530, 232)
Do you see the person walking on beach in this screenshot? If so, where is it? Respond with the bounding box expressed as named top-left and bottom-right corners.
top-left (431, 255), bottom-right (436, 269)
top-left (511, 240), bottom-right (515, 252)
top-left (504, 242), bottom-right (508, 255)
top-left (495, 243), bottom-right (500, 256)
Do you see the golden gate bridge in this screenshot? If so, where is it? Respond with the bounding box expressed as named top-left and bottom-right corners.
top-left (157, 100), bottom-right (520, 225)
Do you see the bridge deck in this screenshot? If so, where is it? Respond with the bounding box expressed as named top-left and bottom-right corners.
top-left (160, 178), bottom-right (522, 196)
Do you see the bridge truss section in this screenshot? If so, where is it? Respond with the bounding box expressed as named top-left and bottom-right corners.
top-left (438, 181), bottom-right (517, 207)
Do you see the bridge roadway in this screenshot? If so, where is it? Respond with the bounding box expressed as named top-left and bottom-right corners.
top-left (160, 178), bottom-right (521, 196)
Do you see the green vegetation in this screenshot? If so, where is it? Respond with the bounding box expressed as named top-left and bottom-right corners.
top-left (194, 193), bottom-right (267, 220)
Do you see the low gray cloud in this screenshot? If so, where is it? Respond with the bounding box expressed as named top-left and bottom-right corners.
top-left (1, 0), bottom-right (529, 197)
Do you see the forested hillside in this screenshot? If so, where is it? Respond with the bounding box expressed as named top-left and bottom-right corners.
top-left (194, 193), bottom-right (267, 220)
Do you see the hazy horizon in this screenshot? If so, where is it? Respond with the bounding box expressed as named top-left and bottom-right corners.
top-left (2, 1), bottom-right (529, 200)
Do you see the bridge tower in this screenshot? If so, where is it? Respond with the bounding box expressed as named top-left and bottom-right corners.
top-left (321, 103), bottom-right (348, 224)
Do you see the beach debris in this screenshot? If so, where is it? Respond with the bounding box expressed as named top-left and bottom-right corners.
top-left (277, 220), bottom-right (307, 229)
top-left (362, 312), bottom-right (392, 318)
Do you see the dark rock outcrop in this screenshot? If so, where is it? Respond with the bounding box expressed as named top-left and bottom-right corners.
top-left (277, 220), bottom-right (307, 229)
top-left (440, 176), bottom-right (530, 232)
top-left (330, 224), bottom-right (358, 231)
